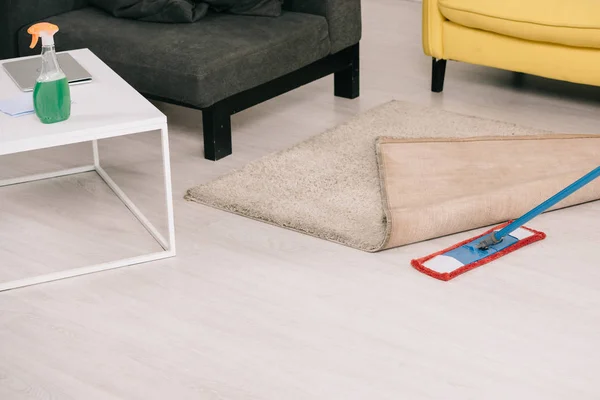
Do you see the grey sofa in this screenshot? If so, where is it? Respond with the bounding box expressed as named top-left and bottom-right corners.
top-left (1, 0), bottom-right (361, 160)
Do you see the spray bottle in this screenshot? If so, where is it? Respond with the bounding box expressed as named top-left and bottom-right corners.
top-left (27, 22), bottom-right (71, 124)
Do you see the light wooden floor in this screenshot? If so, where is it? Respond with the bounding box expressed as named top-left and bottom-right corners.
top-left (2, 0), bottom-right (600, 398)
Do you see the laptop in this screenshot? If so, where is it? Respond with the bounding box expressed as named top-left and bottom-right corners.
top-left (2, 52), bottom-right (92, 92)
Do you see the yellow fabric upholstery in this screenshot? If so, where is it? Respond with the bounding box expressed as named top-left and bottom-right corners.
top-left (423, 0), bottom-right (600, 87)
top-left (422, 0), bottom-right (445, 59)
top-left (444, 22), bottom-right (600, 87)
top-left (439, 0), bottom-right (600, 49)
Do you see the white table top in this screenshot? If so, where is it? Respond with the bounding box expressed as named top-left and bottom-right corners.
top-left (0, 49), bottom-right (166, 156)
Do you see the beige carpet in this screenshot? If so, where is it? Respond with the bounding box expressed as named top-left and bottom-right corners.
top-left (185, 101), bottom-right (600, 251)
top-left (377, 135), bottom-right (600, 249)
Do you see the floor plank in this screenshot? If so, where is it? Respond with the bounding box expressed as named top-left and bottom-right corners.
top-left (1, 0), bottom-right (600, 399)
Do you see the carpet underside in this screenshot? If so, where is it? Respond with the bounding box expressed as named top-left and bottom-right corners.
top-left (185, 101), bottom-right (600, 252)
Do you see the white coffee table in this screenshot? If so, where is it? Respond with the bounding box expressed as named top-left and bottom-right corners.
top-left (0, 48), bottom-right (176, 291)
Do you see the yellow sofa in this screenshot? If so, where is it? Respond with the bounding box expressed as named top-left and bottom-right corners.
top-left (422, 0), bottom-right (600, 92)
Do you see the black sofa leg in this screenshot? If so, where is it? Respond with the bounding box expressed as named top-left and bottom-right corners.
top-left (513, 72), bottom-right (525, 87)
top-left (431, 58), bottom-right (447, 93)
top-left (202, 104), bottom-right (232, 161)
top-left (334, 44), bottom-right (360, 99)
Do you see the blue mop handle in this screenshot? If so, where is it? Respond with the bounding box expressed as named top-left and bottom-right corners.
top-left (494, 166), bottom-right (600, 241)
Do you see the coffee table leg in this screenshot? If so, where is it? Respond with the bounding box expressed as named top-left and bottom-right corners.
top-left (92, 139), bottom-right (100, 167)
top-left (161, 125), bottom-right (176, 254)
top-left (91, 127), bottom-right (175, 252)
top-left (0, 126), bottom-right (176, 292)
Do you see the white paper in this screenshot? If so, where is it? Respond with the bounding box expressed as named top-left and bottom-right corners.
top-left (0, 92), bottom-right (34, 117)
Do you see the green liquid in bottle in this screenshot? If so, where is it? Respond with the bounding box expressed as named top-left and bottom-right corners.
top-left (33, 77), bottom-right (71, 124)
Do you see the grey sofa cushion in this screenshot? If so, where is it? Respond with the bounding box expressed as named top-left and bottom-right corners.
top-left (207, 0), bottom-right (283, 16)
top-left (0, 0), bottom-right (88, 60)
top-left (89, 0), bottom-right (210, 22)
top-left (283, 0), bottom-right (361, 54)
top-left (88, 0), bottom-right (283, 23)
top-left (18, 6), bottom-right (330, 108)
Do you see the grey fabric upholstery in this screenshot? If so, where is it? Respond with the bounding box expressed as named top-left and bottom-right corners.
top-left (283, 0), bottom-right (361, 53)
top-left (208, 0), bottom-right (282, 16)
top-left (18, 7), bottom-right (330, 108)
top-left (87, 0), bottom-right (283, 23)
top-left (0, 0), bottom-right (88, 60)
top-left (89, 0), bottom-right (209, 22)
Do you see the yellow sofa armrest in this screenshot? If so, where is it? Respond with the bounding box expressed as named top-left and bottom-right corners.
top-left (422, 0), bottom-right (446, 59)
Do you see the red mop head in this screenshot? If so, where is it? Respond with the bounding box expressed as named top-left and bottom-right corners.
top-left (411, 222), bottom-right (546, 281)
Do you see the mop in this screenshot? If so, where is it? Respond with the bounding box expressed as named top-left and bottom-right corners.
top-left (412, 166), bottom-right (600, 281)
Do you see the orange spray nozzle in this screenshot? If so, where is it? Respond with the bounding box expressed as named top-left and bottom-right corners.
top-left (27, 22), bottom-right (59, 49)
